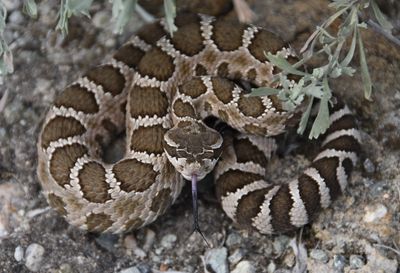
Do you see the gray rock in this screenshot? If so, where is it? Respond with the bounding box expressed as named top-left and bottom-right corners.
top-left (349, 255), bottom-right (365, 269)
top-left (119, 267), bottom-right (141, 273)
top-left (332, 254), bottom-right (346, 272)
top-left (25, 243), bottom-right (45, 272)
top-left (363, 203), bottom-right (388, 222)
top-left (204, 247), bottom-right (228, 273)
top-left (231, 261), bottom-right (255, 273)
top-left (267, 261), bottom-right (276, 273)
top-left (160, 234), bottom-right (177, 249)
top-left (273, 235), bottom-right (290, 255)
top-left (363, 158), bottom-right (375, 173)
top-left (119, 264), bottom-right (151, 273)
top-left (14, 246), bottom-right (24, 262)
top-left (228, 248), bottom-right (245, 265)
top-left (226, 232), bottom-right (242, 247)
top-left (310, 249), bottom-right (329, 263)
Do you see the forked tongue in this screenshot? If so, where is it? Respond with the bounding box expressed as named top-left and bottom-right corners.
top-left (190, 173), bottom-right (210, 247)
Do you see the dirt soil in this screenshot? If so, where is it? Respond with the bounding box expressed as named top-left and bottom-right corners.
top-left (0, 0), bottom-right (399, 272)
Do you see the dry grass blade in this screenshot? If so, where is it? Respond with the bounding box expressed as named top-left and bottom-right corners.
top-left (233, 0), bottom-right (256, 23)
top-left (0, 89), bottom-right (9, 113)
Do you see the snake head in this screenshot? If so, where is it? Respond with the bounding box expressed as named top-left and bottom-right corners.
top-left (163, 120), bottom-right (223, 180)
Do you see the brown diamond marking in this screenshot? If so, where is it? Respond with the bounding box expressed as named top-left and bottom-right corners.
top-left (125, 218), bottom-right (144, 231)
top-left (180, 78), bottom-right (207, 98)
top-left (47, 193), bottom-right (67, 216)
top-left (238, 95), bottom-right (265, 117)
top-left (129, 86), bottom-right (168, 118)
top-left (236, 187), bottom-right (273, 227)
top-left (217, 62), bottom-right (229, 77)
top-left (216, 170), bottom-right (264, 198)
top-left (212, 20), bottom-right (247, 51)
top-left (269, 185), bottom-right (296, 232)
top-left (113, 44), bottom-right (145, 68)
top-left (50, 143), bottom-right (87, 187)
top-left (113, 159), bottom-right (158, 192)
top-left (248, 30), bottom-right (284, 62)
top-left (233, 138), bottom-right (267, 166)
top-left (150, 188), bottom-right (172, 214)
top-left (138, 48), bottom-right (175, 81)
top-left (130, 125), bottom-right (166, 155)
top-left (170, 22), bottom-right (205, 56)
top-left (137, 22), bottom-right (166, 45)
top-left (211, 77), bottom-right (234, 104)
top-left (195, 64), bottom-right (207, 76)
top-left (55, 84), bottom-right (99, 114)
top-left (173, 99), bottom-right (196, 118)
top-left (86, 213), bottom-right (113, 232)
top-left (85, 65), bottom-right (126, 96)
top-left (41, 116), bottom-right (86, 149)
top-left (78, 161), bottom-right (111, 203)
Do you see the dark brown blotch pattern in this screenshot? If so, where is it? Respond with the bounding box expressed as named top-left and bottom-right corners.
top-left (41, 116), bottom-right (86, 149)
top-left (233, 138), bottom-right (267, 166)
top-left (113, 43), bottom-right (145, 68)
top-left (137, 48), bottom-right (175, 81)
top-left (113, 159), bottom-right (158, 192)
top-left (297, 174), bottom-right (321, 221)
top-left (78, 161), bottom-right (111, 203)
top-left (136, 22), bottom-right (166, 45)
top-left (216, 170), bottom-right (264, 198)
top-left (85, 65), bottom-right (126, 96)
top-left (312, 157), bottom-right (341, 200)
top-left (236, 187), bottom-right (273, 227)
top-left (238, 95), bottom-right (265, 118)
top-left (150, 188), bottom-right (172, 214)
top-left (50, 143), bottom-right (87, 186)
top-left (129, 86), bottom-right (169, 118)
top-left (173, 99), bottom-right (196, 118)
top-left (269, 184), bottom-right (296, 232)
top-left (211, 77), bottom-right (234, 104)
top-left (86, 213), bottom-right (113, 232)
top-left (55, 85), bottom-right (98, 114)
top-left (47, 193), bottom-right (67, 216)
top-left (180, 78), bottom-right (207, 98)
top-left (248, 30), bottom-right (284, 62)
top-left (170, 22), bottom-right (204, 56)
top-left (212, 19), bottom-right (247, 51)
top-left (130, 125), bottom-right (167, 155)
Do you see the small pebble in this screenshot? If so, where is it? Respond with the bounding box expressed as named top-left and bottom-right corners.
top-left (143, 229), bottom-right (156, 251)
top-left (231, 260), bottom-right (255, 273)
top-left (160, 234), bottom-right (177, 249)
top-left (333, 254), bottom-right (346, 271)
top-left (363, 204), bottom-right (388, 222)
top-left (14, 246), bottom-right (24, 262)
top-left (273, 235), bottom-right (289, 255)
top-left (226, 232), bottom-right (242, 247)
top-left (59, 263), bottom-right (74, 273)
top-left (350, 255), bottom-right (365, 269)
top-left (310, 249), bottom-right (329, 263)
top-left (204, 248), bottom-right (228, 273)
top-left (9, 10), bottom-right (24, 24)
top-left (119, 266), bottom-right (141, 273)
top-left (363, 158), bottom-right (375, 173)
top-left (25, 243), bottom-right (45, 272)
top-left (92, 11), bottom-right (110, 29)
top-left (267, 261), bottom-right (276, 273)
top-left (95, 233), bottom-right (118, 252)
top-left (228, 248), bottom-right (245, 265)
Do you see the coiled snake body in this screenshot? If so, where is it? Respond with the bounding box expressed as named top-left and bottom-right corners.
top-left (37, 14), bottom-right (361, 234)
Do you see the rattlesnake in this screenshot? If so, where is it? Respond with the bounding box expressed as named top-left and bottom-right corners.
top-left (37, 13), bottom-right (361, 234)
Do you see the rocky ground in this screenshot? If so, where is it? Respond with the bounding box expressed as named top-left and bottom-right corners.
top-left (0, 0), bottom-right (399, 272)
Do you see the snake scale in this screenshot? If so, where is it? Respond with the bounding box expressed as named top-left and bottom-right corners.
top-left (37, 12), bottom-right (361, 234)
